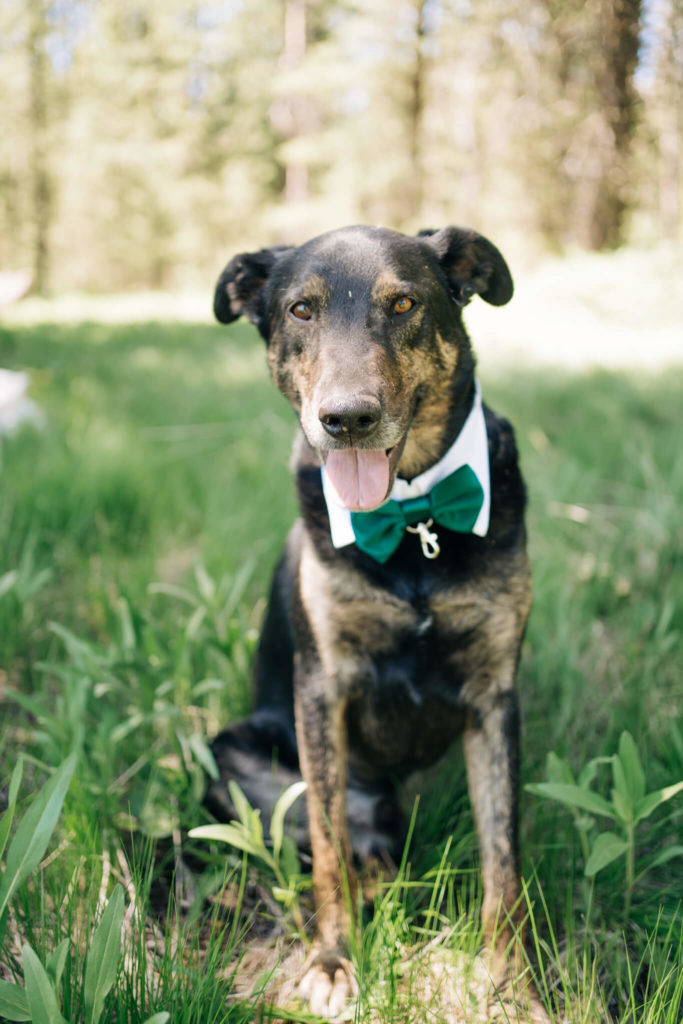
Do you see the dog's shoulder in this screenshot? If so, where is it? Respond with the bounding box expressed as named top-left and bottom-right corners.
top-left (484, 404), bottom-right (526, 508)
top-left (483, 404), bottom-right (527, 556)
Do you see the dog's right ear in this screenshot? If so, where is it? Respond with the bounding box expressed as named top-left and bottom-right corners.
top-left (419, 227), bottom-right (513, 307)
top-left (213, 246), bottom-right (291, 326)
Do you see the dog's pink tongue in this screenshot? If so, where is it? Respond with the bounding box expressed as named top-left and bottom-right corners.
top-left (325, 449), bottom-right (390, 511)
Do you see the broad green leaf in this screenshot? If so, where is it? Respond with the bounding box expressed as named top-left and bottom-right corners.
top-left (611, 786), bottom-right (631, 825)
top-left (280, 834), bottom-right (302, 880)
top-left (611, 756), bottom-right (633, 822)
top-left (0, 754), bottom-right (77, 923)
top-left (228, 780), bottom-right (254, 829)
top-left (84, 884), bottom-right (124, 1024)
top-left (270, 781), bottom-right (307, 861)
top-left (227, 781), bottom-right (265, 849)
top-left (525, 782), bottom-right (615, 819)
top-left (0, 979), bottom-right (31, 1021)
top-left (22, 944), bottom-right (67, 1024)
top-left (187, 732), bottom-right (219, 781)
top-left (545, 752), bottom-right (574, 785)
top-left (47, 938), bottom-right (70, 989)
top-left (618, 732), bottom-right (645, 803)
top-left (142, 1013), bottom-right (170, 1024)
top-left (634, 780), bottom-right (683, 824)
top-left (578, 759), bottom-right (600, 790)
top-left (584, 832), bottom-right (628, 877)
top-left (188, 824), bottom-right (262, 858)
top-left (272, 885), bottom-right (296, 907)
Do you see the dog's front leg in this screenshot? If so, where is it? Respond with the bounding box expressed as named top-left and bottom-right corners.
top-left (294, 652), bottom-right (358, 1018)
top-left (464, 688), bottom-right (522, 963)
top-left (464, 688), bottom-right (549, 1020)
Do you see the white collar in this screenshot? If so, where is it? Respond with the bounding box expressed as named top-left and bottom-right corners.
top-left (321, 380), bottom-right (490, 549)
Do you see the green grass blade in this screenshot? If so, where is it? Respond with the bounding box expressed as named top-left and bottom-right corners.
top-left (8, 757), bottom-right (24, 805)
top-left (186, 732), bottom-right (219, 780)
top-left (194, 562), bottom-right (216, 602)
top-left (22, 944), bottom-right (67, 1024)
top-left (0, 979), bottom-right (31, 1021)
top-left (0, 569), bottom-right (19, 599)
top-left (83, 884), bottom-right (124, 1024)
top-left (0, 753), bottom-right (77, 924)
top-left (46, 938), bottom-right (70, 989)
top-left (644, 844), bottom-right (683, 871)
top-left (0, 759), bottom-right (24, 863)
top-left (141, 1014), bottom-right (171, 1024)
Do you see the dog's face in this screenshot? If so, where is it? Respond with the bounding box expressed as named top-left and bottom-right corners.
top-left (214, 226), bottom-right (512, 510)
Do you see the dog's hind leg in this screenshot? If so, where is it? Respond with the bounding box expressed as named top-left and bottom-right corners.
top-left (205, 709), bottom-right (309, 848)
top-left (206, 708), bottom-right (403, 871)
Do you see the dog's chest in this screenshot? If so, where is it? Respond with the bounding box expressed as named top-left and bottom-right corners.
top-left (300, 536), bottom-right (499, 770)
top-left (337, 588), bottom-right (487, 772)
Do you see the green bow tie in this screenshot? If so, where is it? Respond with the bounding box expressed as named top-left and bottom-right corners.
top-left (349, 464), bottom-right (484, 563)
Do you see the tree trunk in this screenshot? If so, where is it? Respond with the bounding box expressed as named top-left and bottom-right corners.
top-left (589, 0), bottom-right (642, 249)
top-left (407, 0), bottom-right (428, 222)
top-left (282, 0), bottom-right (308, 207)
top-left (28, 0), bottom-right (52, 296)
top-left (656, 0), bottom-right (682, 238)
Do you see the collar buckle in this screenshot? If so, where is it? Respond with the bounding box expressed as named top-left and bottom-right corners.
top-left (406, 518), bottom-right (441, 559)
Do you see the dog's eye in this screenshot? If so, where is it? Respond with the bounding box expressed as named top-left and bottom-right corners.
top-left (290, 301), bottom-right (313, 321)
top-left (393, 296), bottom-right (415, 315)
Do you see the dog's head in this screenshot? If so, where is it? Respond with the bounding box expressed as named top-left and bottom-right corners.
top-left (214, 226), bottom-right (512, 511)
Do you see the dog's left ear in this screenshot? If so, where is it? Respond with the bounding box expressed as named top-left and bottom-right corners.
top-left (419, 227), bottom-right (513, 307)
top-left (214, 245), bottom-right (292, 326)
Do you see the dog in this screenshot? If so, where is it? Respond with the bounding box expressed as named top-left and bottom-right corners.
top-left (207, 225), bottom-right (538, 1019)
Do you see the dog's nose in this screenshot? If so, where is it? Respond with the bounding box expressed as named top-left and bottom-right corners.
top-left (318, 398), bottom-right (381, 439)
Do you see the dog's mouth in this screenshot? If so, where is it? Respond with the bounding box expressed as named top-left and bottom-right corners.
top-left (322, 439), bottom-right (406, 512)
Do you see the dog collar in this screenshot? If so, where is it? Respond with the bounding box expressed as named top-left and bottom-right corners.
top-left (321, 380), bottom-right (490, 561)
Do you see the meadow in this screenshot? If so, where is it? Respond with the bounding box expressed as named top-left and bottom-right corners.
top-left (0, 272), bottom-right (681, 1021)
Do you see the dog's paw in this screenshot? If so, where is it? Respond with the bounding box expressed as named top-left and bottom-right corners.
top-left (298, 945), bottom-right (358, 1019)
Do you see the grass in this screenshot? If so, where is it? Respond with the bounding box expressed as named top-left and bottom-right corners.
top-left (0, 293), bottom-right (682, 1022)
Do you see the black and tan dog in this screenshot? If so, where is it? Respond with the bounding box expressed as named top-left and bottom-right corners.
top-left (208, 225), bottom-right (539, 1018)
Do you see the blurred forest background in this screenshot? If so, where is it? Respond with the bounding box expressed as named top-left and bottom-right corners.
top-left (1, 0), bottom-right (682, 297)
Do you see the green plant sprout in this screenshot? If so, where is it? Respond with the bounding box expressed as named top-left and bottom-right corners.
top-left (0, 757), bottom-right (168, 1024)
top-left (526, 731), bottom-right (683, 919)
top-left (190, 779), bottom-right (310, 937)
